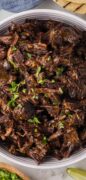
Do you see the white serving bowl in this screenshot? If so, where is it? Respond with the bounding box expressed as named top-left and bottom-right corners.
top-left (0, 9), bottom-right (86, 169)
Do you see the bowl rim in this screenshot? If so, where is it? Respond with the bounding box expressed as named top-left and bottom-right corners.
top-left (0, 148), bottom-right (86, 169)
top-left (0, 9), bottom-right (86, 29)
top-left (0, 9), bottom-right (86, 169)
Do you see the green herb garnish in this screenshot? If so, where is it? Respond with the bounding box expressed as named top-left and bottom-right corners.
top-left (8, 93), bottom-right (19, 108)
top-left (9, 59), bottom-right (18, 69)
top-left (32, 95), bottom-right (38, 100)
top-left (17, 104), bottom-right (22, 109)
top-left (58, 87), bottom-right (64, 94)
top-left (27, 53), bottom-right (32, 59)
top-left (12, 46), bottom-right (17, 52)
top-left (60, 110), bottom-right (65, 115)
top-left (42, 136), bottom-right (47, 145)
top-left (56, 67), bottom-right (65, 76)
top-left (8, 80), bottom-right (26, 107)
top-left (28, 116), bottom-right (40, 126)
top-left (58, 121), bottom-right (64, 129)
top-left (31, 88), bottom-right (38, 100)
top-left (47, 56), bottom-right (51, 61)
top-left (9, 80), bottom-right (26, 94)
top-left (34, 128), bottom-right (38, 133)
top-left (22, 88), bottom-right (27, 93)
top-left (19, 80), bottom-right (26, 86)
top-left (35, 67), bottom-right (47, 85)
top-left (44, 94), bottom-right (48, 98)
top-left (8, 81), bottom-right (19, 107)
top-left (35, 66), bottom-right (41, 78)
top-left (0, 169), bottom-right (22, 180)
top-left (38, 79), bottom-right (46, 85)
top-left (9, 81), bottom-right (18, 93)
top-left (65, 110), bottom-right (72, 118)
top-left (53, 99), bottom-right (59, 105)
top-left (51, 79), bottom-right (55, 83)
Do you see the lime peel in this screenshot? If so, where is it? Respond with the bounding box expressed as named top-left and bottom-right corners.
top-left (67, 168), bottom-right (86, 180)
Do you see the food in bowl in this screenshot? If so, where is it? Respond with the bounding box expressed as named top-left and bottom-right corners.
top-left (0, 19), bottom-right (86, 164)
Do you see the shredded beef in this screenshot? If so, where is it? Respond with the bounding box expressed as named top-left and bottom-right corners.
top-left (0, 19), bottom-right (86, 164)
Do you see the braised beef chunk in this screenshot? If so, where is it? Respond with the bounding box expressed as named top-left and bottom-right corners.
top-left (0, 20), bottom-right (86, 164)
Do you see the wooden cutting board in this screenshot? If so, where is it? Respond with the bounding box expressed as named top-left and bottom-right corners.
top-left (53, 0), bottom-right (86, 14)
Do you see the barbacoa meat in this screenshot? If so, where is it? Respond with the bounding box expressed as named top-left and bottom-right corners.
top-left (0, 19), bottom-right (86, 164)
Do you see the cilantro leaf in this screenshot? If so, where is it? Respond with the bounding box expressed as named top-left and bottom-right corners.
top-left (42, 136), bottom-right (47, 145)
top-left (27, 53), bottom-right (32, 59)
top-left (58, 121), bottom-right (64, 129)
top-left (28, 116), bottom-right (40, 126)
top-left (8, 93), bottom-right (19, 107)
top-left (35, 66), bottom-right (41, 78)
top-left (56, 67), bottom-right (65, 76)
top-left (12, 46), bottom-right (17, 52)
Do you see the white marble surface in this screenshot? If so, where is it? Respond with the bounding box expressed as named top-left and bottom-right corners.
top-left (0, 1), bottom-right (86, 180)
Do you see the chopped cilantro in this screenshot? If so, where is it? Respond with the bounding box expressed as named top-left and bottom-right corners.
top-left (65, 110), bottom-right (72, 118)
top-left (56, 67), bottom-right (65, 76)
top-left (58, 87), bottom-right (64, 94)
top-left (9, 81), bottom-right (18, 93)
top-left (20, 80), bottom-right (26, 85)
top-left (38, 79), bottom-right (46, 85)
top-left (27, 52), bottom-right (32, 59)
top-left (47, 56), bottom-right (51, 61)
top-left (42, 136), bottom-right (47, 145)
top-left (32, 95), bottom-right (38, 100)
top-left (12, 46), bottom-right (17, 52)
top-left (58, 121), bottom-right (64, 129)
top-left (22, 88), bottom-right (27, 93)
top-left (35, 66), bottom-right (41, 78)
top-left (8, 93), bottom-right (19, 107)
top-left (34, 128), bottom-right (38, 133)
top-left (9, 59), bottom-right (18, 69)
top-left (53, 99), bottom-right (59, 105)
top-left (8, 80), bottom-right (26, 108)
top-left (28, 116), bottom-right (40, 126)
top-left (31, 88), bottom-right (38, 100)
top-left (68, 113), bottom-right (72, 118)
top-left (9, 80), bottom-right (26, 94)
top-left (51, 79), bottom-right (55, 83)
top-left (44, 94), bottom-right (48, 98)
top-left (60, 110), bottom-right (65, 115)
top-left (17, 104), bottom-right (22, 109)
top-left (8, 81), bottom-right (19, 107)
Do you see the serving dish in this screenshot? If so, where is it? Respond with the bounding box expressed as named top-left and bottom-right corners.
top-left (0, 162), bottom-right (29, 179)
top-left (0, 9), bottom-right (86, 169)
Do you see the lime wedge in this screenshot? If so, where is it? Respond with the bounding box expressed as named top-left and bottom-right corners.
top-left (67, 168), bottom-right (86, 180)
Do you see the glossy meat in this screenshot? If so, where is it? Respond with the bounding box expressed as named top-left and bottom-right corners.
top-left (0, 20), bottom-right (85, 163)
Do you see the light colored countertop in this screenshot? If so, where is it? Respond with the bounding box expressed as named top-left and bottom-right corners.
top-left (0, 0), bottom-right (86, 180)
